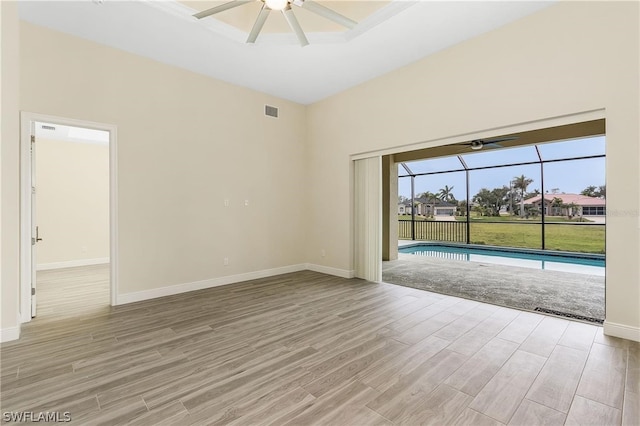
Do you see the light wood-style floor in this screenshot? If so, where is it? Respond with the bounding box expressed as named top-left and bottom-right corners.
top-left (1, 265), bottom-right (638, 425)
top-left (34, 264), bottom-right (111, 320)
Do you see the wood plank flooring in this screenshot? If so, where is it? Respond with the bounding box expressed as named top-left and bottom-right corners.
top-left (34, 264), bottom-right (111, 320)
top-left (1, 265), bottom-right (638, 425)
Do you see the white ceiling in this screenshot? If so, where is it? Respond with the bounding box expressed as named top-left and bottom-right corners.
top-left (18, 1), bottom-right (554, 105)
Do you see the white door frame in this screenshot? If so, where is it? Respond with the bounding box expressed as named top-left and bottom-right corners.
top-left (20, 112), bottom-right (119, 323)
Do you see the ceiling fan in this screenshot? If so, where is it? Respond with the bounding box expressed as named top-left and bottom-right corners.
top-left (460, 137), bottom-right (518, 151)
top-left (193, 0), bottom-right (358, 46)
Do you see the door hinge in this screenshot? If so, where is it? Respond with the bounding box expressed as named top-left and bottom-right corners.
top-left (31, 287), bottom-right (36, 296)
top-left (31, 135), bottom-right (35, 143)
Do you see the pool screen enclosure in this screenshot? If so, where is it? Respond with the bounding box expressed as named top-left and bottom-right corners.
top-left (397, 136), bottom-right (606, 253)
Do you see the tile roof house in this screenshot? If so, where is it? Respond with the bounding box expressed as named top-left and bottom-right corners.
top-left (398, 198), bottom-right (457, 217)
top-left (417, 197), bottom-right (457, 217)
top-left (524, 194), bottom-right (606, 216)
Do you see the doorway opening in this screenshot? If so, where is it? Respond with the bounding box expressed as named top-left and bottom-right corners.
top-left (20, 113), bottom-right (118, 323)
top-left (380, 119), bottom-right (606, 323)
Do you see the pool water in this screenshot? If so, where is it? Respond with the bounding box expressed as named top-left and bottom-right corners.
top-left (399, 244), bottom-right (605, 276)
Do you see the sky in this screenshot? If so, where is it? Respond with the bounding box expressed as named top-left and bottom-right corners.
top-left (398, 136), bottom-right (605, 201)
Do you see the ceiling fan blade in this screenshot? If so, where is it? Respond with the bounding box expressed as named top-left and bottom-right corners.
top-left (247, 5), bottom-right (271, 43)
top-left (483, 136), bottom-right (518, 144)
top-left (300, 0), bottom-right (357, 29)
top-left (484, 143), bottom-right (503, 149)
top-left (193, 0), bottom-right (252, 19)
top-left (283, 8), bottom-right (309, 47)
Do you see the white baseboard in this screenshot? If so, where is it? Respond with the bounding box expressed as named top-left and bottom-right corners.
top-left (603, 320), bottom-right (640, 342)
top-left (306, 263), bottom-right (355, 279)
top-left (0, 317), bottom-right (21, 343)
top-left (116, 264), bottom-right (308, 305)
top-left (37, 257), bottom-right (110, 271)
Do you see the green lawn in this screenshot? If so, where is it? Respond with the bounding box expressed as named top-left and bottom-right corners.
top-left (544, 224), bottom-right (605, 253)
top-left (455, 215), bottom-right (591, 223)
top-left (397, 215), bottom-right (428, 221)
top-left (399, 221), bottom-right (605, 254)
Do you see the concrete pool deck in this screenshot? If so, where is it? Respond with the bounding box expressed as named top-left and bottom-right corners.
top-left (383, 249), bottom-right (605, 322)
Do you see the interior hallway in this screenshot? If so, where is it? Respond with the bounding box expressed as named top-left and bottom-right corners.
top-left (35, 264), bottom-right (110, 320)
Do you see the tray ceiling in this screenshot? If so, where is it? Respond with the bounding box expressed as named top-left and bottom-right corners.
top-left (18, 1), bottom-right (555, 104)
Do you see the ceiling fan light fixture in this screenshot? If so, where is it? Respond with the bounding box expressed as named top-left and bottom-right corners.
top-left (470, 140), bottom-right (484, 150)
top-left (265, 0), bottom-right (288, 11)
top-left (194, 0), bottom-right (356, 46)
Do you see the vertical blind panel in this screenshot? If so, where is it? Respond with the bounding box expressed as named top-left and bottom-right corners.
top-left (354, 157), bottom-right (382, 282)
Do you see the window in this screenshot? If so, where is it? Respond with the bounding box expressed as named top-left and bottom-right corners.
top-left (583, 206), bottom-right (605, 215)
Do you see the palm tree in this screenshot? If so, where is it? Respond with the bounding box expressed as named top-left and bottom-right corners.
top-left (438, 185), bottom-right (455, 203)
top-left (419, 191), bottom-right (437, 202)
top-left (581, 185), bottom-right (598, 197)
top-left (512, 175), bottom-right (534, 218)
top-left (551, 196), bottom-right (564, 216)
top-left (526, 189), bottom-right (541, 198)
top-left (566, 202), bottom-right (578, 219)
top-left (457, 199), bottom-right (468, 217)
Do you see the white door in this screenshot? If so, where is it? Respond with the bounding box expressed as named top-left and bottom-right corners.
top-left (30, 124), bottom-right (39, 317)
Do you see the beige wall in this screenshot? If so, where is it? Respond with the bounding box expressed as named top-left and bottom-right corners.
top-left (307, 2), bottom-right (640, 335)
top-left (35, 138), bottom-right (109, 266)
top-left (1, 1), bottom-right (21, 338)
top-left (19, 21), bottom-right (308, 296)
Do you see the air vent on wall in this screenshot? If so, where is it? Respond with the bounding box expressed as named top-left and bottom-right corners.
top-left (265, 105), bottom-right (278, 118)
top-left (41, 125), bottom-right (56, 131)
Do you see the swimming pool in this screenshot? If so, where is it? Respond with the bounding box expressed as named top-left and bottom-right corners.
top-left (399, 243), bottom-right (605, 276)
